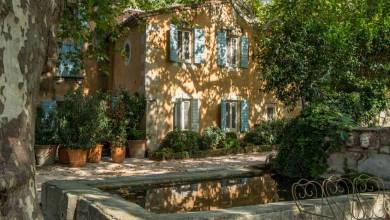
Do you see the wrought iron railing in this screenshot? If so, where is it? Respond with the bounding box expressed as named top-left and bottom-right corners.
top-left (292, 174), bottom-right (390, 219)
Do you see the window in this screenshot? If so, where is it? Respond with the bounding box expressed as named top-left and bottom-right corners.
top-left (267, 106), bottom-right (275, 121)
top-left (123, 41), bottom-right (131, 65)
top-left (227, 36), bottom-right (239, 67)
top-left (58, 42), bottom-right (81, 76)
top-left (177, 30), bottom-right (192, 63)
top-left (225, 101), bottom-right (239, 130)
top-left (174, 99), bottom-right (199, 131)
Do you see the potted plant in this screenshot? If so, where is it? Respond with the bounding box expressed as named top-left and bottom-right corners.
top-left (34, 104), bottom-right (58, 166)
top-left (108, 93), bottom-right (128, 163)
top-left (57, 89), bottom-right (95, 167)
top-left (127, 129), bottom-right (147, 158)
top-left (87, 92), bottom-right (110, 163)
top-left (120, 91), bottom-right (146, 158)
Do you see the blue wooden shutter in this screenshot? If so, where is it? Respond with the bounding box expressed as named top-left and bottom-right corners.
top-left (191, 99), bottom-right (199, 131)
top-left (240, 100), bottom-right (249, 132)
top-left (169, 24), bottom-right (179, 62)
top-left (220, 100), bottom-right (227, 130)
top-left (240, 36), bottom-right (249, 68)
top-left (217, 31), bottom-right (227, 67)
top-left (59, 42), bottom-right (77, 76)
top-left (194, 29), bottom-right (205, 64)
top-left (40, 100), bottom-right (57, 116)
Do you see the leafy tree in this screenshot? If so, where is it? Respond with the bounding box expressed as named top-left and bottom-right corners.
top-left (257, 0), bottom-right (389, 124)
top-left (255, 0), bottom-right (389, 178)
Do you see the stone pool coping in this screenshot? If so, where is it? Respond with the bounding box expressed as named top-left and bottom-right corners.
top-left (41, 166), bottom-right (388, 220)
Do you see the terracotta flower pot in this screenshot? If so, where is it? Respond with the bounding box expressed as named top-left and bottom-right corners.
top-left (87, 144), bottom-right (103, 163)
top-left (58, 146), bottom-right (69, 164)
top-left (111, 146), bottom-right (126, 163)
top-left (34, 145), bottom-right (57, 167)
top-left (67, 148), bottom-right (87, 167)
top-left (127, 140), bottom-right (146, 158)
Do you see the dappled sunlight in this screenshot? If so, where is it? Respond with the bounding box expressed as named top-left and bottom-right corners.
top-left (135, 2), bottom-right (291, 150)
top-left (35, 152), bottom-right (271, 202)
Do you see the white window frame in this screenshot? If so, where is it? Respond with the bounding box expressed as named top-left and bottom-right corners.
top-left (226, 36), bottom-right (239, 67)
top-left (177, 29), bottom-right (193, 63)
top-left (174, 99), bottom-right (192, 130)
top-left (225, 100), bottom-right (240, 131)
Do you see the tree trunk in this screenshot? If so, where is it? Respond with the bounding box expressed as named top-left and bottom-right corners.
top-left (0, 1), bottom-right (61, 219)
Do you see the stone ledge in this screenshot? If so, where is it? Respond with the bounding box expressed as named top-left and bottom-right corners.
top-left (42, 167), bottom-right (390, 220)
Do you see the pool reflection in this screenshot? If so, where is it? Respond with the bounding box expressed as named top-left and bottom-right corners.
top-left (111, 174), bottom-right (284, 214)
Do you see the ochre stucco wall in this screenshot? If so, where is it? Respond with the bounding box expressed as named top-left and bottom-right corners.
top-left (110, 28), bottom-right (146, 95)
top-left (141, 2), bottom-right (292, 151)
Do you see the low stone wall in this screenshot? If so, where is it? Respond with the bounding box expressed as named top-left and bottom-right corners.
top-left (41, 168), bottom-right (389, 220)
top-left (328, 127), bottom-right (390, 179)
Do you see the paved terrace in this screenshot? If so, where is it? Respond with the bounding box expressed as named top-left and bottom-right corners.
top-left (35, 152), bottom-right (273, 202)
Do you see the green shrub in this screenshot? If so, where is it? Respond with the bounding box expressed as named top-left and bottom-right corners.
top-left (57, 89), bottom-right (97, 149)
top-left (243, 120), bottom-right (286, 146)
top-left (108, 93), bottom-right (128, 146)
top-left (273, 104), bottom-right (355, 179)
top-left (160, 130), bottom-right (201, 153)
top-left (89, 91), bottom-right (110, 144)
top-left (117, 90), bottom-right (146, 140)
top-left (224, 132), bottom-right (240, 149)
top-left (201, 127), bottom-right (226, 150)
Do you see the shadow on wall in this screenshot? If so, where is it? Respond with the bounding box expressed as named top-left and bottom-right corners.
top-left (143, 3), bottom-right (292, 150)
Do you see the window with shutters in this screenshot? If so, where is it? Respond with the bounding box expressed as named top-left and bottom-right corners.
top-left (177, 30), bottom-right (192, 63)
top-left (225, 101), bottom-right (239, 131)
top-left (174, 99), bottom-right (199, 131)
top-left (227, 36), bottom-right (239, 67)
top-left (58, 42), bottom-right (81, 76)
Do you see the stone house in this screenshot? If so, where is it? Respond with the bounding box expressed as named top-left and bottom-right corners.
top-left (37, 1), bottom-right (294, 151)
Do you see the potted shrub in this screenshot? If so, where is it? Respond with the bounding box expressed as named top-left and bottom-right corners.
top-left (108, 93), bottom-right (128, 163)
top-left (119, 91), bottom-right (146, 158)
top-left (87, 92), bottom-right (110, 163)
top-left (127, 129), bottom-right (147, 158)
top-left (57, 89), bottom-right (95, 167)
top-left (34, 104), bottom-right (58, 166)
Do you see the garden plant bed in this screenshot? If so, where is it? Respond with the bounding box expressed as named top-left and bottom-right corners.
top-left (149, 145), bottom-right (273, 160)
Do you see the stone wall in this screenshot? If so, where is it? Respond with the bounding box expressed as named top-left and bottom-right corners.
top-left (328, 127), bottom-right (390, 180)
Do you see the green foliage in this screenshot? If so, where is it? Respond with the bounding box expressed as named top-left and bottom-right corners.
top-left (257, 0), bottom-right (389, 124)
top-left (107, 94), bottom-right (129, 146)
top-left (59, 0), bottom-right (205, 74)
top-left (200, 126), bottom-right (226, 150)
top-left (243, 120), bottom-right (286, 146)
top-left (89, 91), bottom-right (110, 144)
top-left (160, 130), bottom-right (201, 153)
top-left (117, 90), bottom-right (146, 140)
top-left (223, 132), bottom-right (240, 149)
top-left (274, 104), bottom-right (356, 179)
top-left (57, 89), bottom-right (97, 149)
top-left (128, 128), bottom-right (146, 140)
top-left (35, 107), bottom-right (58, 145)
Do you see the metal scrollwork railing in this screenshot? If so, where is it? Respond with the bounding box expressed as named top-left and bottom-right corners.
top-left (292, 174), bottom-right (390, 219)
